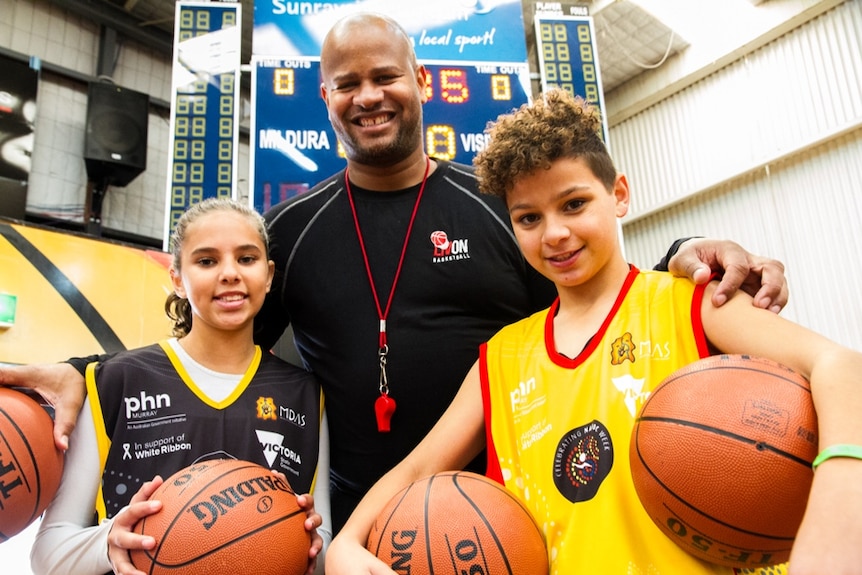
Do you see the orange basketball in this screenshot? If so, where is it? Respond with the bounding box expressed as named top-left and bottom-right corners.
top-left (367, 471), bottom-right (548, 575)
top-left (0, 387), bottom-right (64, 542)
top-left (131, 459), bottom-right (310, 575)
top-left (630, 355), bottom-right (818, 568)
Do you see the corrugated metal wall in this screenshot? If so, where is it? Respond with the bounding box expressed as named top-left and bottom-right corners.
top-left (615, 0), bottom-right (862, 348)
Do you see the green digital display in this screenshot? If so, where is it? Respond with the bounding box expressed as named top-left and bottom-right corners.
top-left (535, 15), bottom-right (608, 143)
top-left (165, 2), bottom-right (240, 245)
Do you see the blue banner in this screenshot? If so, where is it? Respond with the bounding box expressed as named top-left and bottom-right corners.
top-left (253, 0), bottom-right (528, 63)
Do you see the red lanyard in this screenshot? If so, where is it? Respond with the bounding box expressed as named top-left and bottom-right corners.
top-left (345, 156), bottom-right (431, 432)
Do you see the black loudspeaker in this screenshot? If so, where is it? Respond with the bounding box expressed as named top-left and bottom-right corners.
top-left (0, 178), bottom-right (27, 220)
top-left (84, 82), bottom-right (149, 187)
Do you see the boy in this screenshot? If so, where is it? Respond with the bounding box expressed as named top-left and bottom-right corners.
top-left (325, 90), bottom-right (862, 574)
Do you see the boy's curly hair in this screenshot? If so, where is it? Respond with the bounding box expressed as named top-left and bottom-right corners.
top-left (474, 89), bottom-right (616, 199)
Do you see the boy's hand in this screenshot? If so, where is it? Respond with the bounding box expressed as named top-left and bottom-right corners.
top-left (326, 535), bottom-right (397, 575)
top-left (668, 238), bottom-right (788, 313)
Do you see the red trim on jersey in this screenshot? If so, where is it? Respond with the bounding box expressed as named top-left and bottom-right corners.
top-left (544, 265), bottom-right (640, 368)
top-left (479, 342), bottom-right (504, 484)
top-left (691, 274), bottom-right (716, 358)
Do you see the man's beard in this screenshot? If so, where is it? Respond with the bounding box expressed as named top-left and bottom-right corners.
top-left (339, 112), bottom-right (424, 167)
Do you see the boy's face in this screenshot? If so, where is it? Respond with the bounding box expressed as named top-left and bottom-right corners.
top-left (507, 157), bottom-right (629, 289)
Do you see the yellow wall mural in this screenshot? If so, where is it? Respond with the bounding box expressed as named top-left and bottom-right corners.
top-left (0, 220), bottom-right (173, 365)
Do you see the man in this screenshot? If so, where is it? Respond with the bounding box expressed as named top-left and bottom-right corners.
top-left (1, 13), bottom-right (788, 534)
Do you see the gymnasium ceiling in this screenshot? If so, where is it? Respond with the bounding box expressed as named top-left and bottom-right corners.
top-left (50, 0), bottom-right (689, 94)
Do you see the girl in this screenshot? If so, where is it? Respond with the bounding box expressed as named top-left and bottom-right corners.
top-left (31, 198), bottom-right (329, 575)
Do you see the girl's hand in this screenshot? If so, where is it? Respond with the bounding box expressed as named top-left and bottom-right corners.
top-left (296, 492), bottom-right (324, 575)
top-left (106, 476), bottom-right (164, 575)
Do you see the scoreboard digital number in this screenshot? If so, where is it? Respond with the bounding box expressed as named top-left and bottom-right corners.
top-left (251, 59), bottom-right (530, 213)
top-left (421, 63), bottom-right (523, 161)
top-left (535, 15), bottom-right (609, 143)
top-left (165, 2), bottom-right (241, 244)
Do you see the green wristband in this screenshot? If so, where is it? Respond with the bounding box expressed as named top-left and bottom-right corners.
top-left (812, 444), bottom-right (862, 470)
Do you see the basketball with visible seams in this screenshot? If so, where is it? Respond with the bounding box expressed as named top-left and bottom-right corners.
top-left (367, 470), bottom-right (548, 575)
top-left (0, 387), bottom-right (64, 543)
top-left (131, 459), bottom-right (310, 575)
top-left (630, 354), bottom-right (818, 568)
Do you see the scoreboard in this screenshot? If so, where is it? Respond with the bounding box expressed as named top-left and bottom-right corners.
top-left (249, 0), bottom-right (533, 214)
top-left (421, 62), bottom-right (528, 160)
top-left (250, 59), bottom-right (531, 213)
top-left (535, 14), bottom-right (609, 143)
top-left (163, 1), bottom-right (241, 247)
top-left (251, 58), bottom-right (331, 213)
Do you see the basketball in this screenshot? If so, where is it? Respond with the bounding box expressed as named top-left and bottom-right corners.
top-left (0, 387), bottom-right (64, 543)
top-left (630, 354), bottom-right (818, 568)
top-left (367, 470), bottom-right (548, 575)
top-left (131, 459), bottom-right (310, 575)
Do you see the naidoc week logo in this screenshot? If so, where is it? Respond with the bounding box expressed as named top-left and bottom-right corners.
top-left (553, 420), bottom-right (614, 503)
top-left (430, 230), bottom-right (471, 263)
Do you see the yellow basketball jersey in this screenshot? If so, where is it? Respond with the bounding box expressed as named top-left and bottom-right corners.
top-left (481, 268), bottom-right (786, 575)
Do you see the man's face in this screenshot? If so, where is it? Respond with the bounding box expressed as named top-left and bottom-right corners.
top-left (320, 23), bottom-right (427, 167)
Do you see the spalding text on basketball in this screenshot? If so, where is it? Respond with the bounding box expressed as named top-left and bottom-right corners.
top-left (185, 474), bottom-right (291, 530)
top-left (388, 529), bottom-right (417, 574)
top-left (0, 456), bottom-right (23, 502)
top-left (385, 528), bottom-right (491, 575)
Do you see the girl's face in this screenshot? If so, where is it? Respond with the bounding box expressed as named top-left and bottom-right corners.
top-left (507, 157), bottom-right (629, 289)
top-left (170, 210), bottom-right (274, 336)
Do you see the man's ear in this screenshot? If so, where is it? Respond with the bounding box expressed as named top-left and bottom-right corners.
top-left (320, 82), bottom-right (329, 105)
top-left (416, 65), bottom-right (428, 103)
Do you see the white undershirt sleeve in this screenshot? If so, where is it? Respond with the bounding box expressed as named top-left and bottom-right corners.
top-left (30, 395), bottom-right (115, 575)
top-left (312, 409), bottom-right (331, 575)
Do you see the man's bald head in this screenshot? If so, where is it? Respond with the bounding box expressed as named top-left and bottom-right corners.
top-left (320, 12), bottom-right (417, 75)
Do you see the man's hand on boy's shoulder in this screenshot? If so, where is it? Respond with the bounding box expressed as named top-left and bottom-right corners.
top-left (0, 362), bottom-right (87, 451)
top-left (668, 238), bottom-right (788, 313)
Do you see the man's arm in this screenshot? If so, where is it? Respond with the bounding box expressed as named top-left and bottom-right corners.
top-left (66, 354), bottom-right (106, 376)
top-left (661, 237), bottom-right (788, 313)
top-left (0, 362), bottom-right (89, 450)
top-left (653, 237), bottom-right (699, 273)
